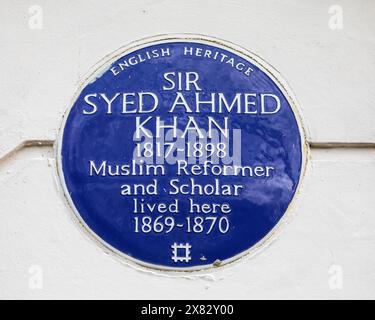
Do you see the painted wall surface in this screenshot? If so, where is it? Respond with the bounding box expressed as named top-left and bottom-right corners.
top-left (0, 0), bottom-right (374, 299)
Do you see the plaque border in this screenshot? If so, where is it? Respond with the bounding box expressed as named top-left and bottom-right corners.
top-left (55, 34), bottom-right (309, 273)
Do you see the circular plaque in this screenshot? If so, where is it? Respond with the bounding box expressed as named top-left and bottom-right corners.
top-left (57, 35), bottom-right (307, 271)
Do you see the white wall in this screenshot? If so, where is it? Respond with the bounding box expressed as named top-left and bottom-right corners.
top-left (0, 0), bottom-right (374, 299)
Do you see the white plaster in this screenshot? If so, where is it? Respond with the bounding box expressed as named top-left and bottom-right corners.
top-left (0, 147), bottom-right (374, 299)
top-left (1, 0), bottom-right (375, 157)
top-left (0, 0), bottom-right (374, 299)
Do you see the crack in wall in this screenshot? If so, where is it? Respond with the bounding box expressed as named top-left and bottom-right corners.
top-left (0, 140), bottom-right (54, 163)
top-left (309, 142), bottom-right (375, 149)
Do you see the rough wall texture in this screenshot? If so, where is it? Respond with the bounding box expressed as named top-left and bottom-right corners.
top-left (0, 0), bottom-right (374, 299)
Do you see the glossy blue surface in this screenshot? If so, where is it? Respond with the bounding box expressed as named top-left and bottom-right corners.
top-left (61, 41), bottom-right (302, 268)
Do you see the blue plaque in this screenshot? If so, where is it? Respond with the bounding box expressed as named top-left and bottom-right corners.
top-left (57, 35), bottom-right (307, 271)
